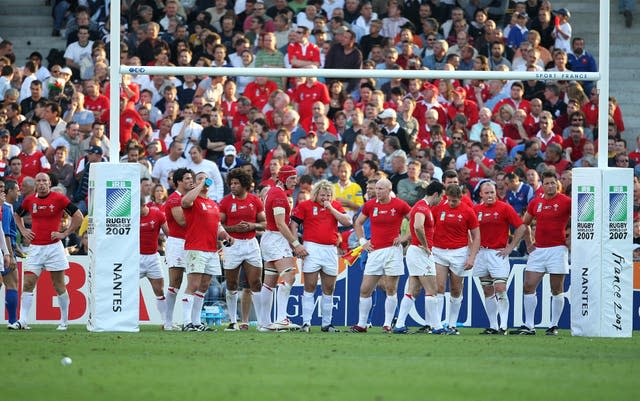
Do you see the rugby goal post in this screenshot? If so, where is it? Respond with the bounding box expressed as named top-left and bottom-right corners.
top-left (92, 0), bottom-right (631, 335)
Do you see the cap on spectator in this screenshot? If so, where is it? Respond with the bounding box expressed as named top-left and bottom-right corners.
top-left (0, 129), bottom-right (9, 137)
top-left (59, 67), bottom-right (72, 76)
top-left (511, 81), bottom-right (524, 90)
top-left (516, 12), bottom-right (528, 19)
top-left (146, 140), bottom-right (160, 148)
top-left (306, 131), bottom-right (317, 137)
top-left (400, 21), bottom-right (416, 33)
top-left (27, 51), bottom-right (43, 61)
top-left (224, 145), bottom-right (237, 157)
top-left (378, 108), bottom-right (397, 119)
top-left (277, 164), bottom-right (297, 183)
top-left (453, 86), bottom-right (466, 97)
top-left (422, 82), bottom-right (437, 92)
top-left (87, 145), bottom-right (103, 155)
top-left (553, 8), bottom-right (571, 18)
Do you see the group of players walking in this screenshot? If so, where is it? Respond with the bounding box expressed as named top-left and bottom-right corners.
top-left (4, 165), bottom-right (570, 335)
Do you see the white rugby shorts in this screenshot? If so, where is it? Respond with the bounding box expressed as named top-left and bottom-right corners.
top-left (526, 245), bottom-right (569, 275)
top-left (24, 242), bottom-right (69, 275)
top-left (433, 246), bottom-right (470, 277)
top-left (302, 241), bottom-right (338, 276)
top-left (260, 231), bottom-right (293, 262)
top-left (186, 250), bottom-right (222, 276)
top-left (364, 245), bottom-right (404, 276)
top-left (140, 253), bottom-right (164, 280)
top-left (473, 248), bottom-right (510, 279)
top-left (405, 245), bottom-right (436, 276)
top-left (165, 236), bottom-right (187, 269)
top-left (223, 238), bottom-right (263, 269)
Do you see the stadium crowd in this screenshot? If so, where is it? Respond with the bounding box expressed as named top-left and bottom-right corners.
top-left (0, 0), bottom-right (638, 334)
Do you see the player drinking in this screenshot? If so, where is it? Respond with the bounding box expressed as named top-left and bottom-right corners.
top-left (181, 172), bottom-right (233, 331)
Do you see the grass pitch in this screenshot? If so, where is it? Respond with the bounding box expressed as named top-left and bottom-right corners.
top-left (3, 326), bottom-right (638, 401)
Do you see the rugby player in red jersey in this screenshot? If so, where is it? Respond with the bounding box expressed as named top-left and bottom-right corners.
top-left (259, 165), bottom-right (308, 331)
top-left (139, 196), bottom-right (171, 329)
top-left (163, 168), bottom-right (194, 330)
top-left (219, 168), bottom-right (266, 331)
top-left (291, 180), bottom-right (351, 333)
top-left (181, 172), bottom-right (233, 331)
top-left (511, 170), bottom-right (571, 336)
top-left (9, 173), bottom-right (83, 330)
top-left (351, 178), bottom-right (412, 333)
top-left (393, 181), bottom-right (446, 334)
top-left (474, 181), bottom-right (527, 335)
top-left (432, 184), bottom-right (480, 334)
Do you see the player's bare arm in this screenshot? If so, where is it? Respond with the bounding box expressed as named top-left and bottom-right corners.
top-left (465, 227), bottom-right (481, 269)
top-left (354, 212), bottom-right (372, 251)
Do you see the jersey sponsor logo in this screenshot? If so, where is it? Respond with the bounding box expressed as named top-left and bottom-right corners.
top-left (537, 202), bottom-right (543, 212)
top-left (313, 206), bottom-right (318, 215)
top-left (373, 207), bottom-right (378, 217)
top-left (440, 211), bottom-right (446, 221)
top-left (231, 203), bottom-right (237, 212)
top-left (478, 212), bottom-right (483, 221)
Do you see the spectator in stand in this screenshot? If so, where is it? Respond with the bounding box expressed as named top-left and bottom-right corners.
top-left (469, 107), bottom-right (503, 142)
top-left (543, 143), bottom-right (571, 175)
top-left (49, 146), bottom-right (75, 195)
top-left (199, 110), bottom-right (234, 163)
top-left (552, 8), bottom-right (572, 53)
top-left (324, 28), bottom-right (363, 92)
top-left (37, 102), bottom-right (67, 145)
top-left (64, 26), bottom-right (94, 78)
top-left (397, 160), bottom-right (427, 206)
top-left (19, 136), bottom-right (51, 179)
top-left (152, 141), bottom-right (188, 189)
top-left (5, 157), bottom-right (25, 185)
top-left (505, 172), bottom-right (535, 215)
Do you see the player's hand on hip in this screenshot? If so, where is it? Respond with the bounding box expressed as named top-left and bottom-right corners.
top-left (3, 254), bottom-right (9, 268)
top-left (526, 243), bottom-right (536, 254)
top-left (362, 241), bottom-right (373, 252)
top-left (392, 236), bottom-right (402, 246)
top-left (497, 247), bottom-right (511, 258)
top-left (463, 258), bottom-right (474, 270)
top-left (21, 229), bottom-right (35, 242)
top-left (294, 244), bottom-right (308, 258)
top-left (50, 231), bottom-right (67, 241)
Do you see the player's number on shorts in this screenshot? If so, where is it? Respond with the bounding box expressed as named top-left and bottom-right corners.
top-left (106, 227), bottom-right (131, 235)
top-left (577, 232), bottom-right (594, 240)
top-left (609, 232), bottom-right (627, 240)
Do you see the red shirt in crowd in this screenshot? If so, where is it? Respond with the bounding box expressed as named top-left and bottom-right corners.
top-left (361, 197), bottom-right (411, 249)
top-left (292, 199), bottom-right (345, 245)
top-left (291, 81), bottom-right (330, 122)
top-left (19, 150), bottom-right (50, 179)
top-left (243, 80), bottom-right (278, 111)
top-left (219, 193), bottom-right (264, 240)
top-left (140, 206), bottom-right (166, 255)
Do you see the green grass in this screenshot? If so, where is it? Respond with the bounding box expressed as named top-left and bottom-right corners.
top-left (3, 326), bottom-right (639, 401)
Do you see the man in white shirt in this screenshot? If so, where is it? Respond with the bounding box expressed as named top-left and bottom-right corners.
top-left (152, 141), bottom-right (188, 189)
top-left (187, 145), bottom-right (224, 202)
top-left (64, 26), bottom-right (93, 73)
top-left (171, 104), bottom-right (203, 158)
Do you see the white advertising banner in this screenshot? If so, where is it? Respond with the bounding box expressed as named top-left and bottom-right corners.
top-left (87, 163), bottom-right (141, 332)
top-left (601, 169), bottom-right (634, 337)
top-left (570, 168), bottom-right (603, 336)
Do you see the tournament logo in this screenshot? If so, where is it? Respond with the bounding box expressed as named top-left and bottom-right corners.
top-left (609, 186), bottom-right (627, 222)
top-left (106, 181), bottom-right (132, 217)
top-left (577, 186), bottom-right (595, 222)
top-left (105, 181), bottom-right (132, 236)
